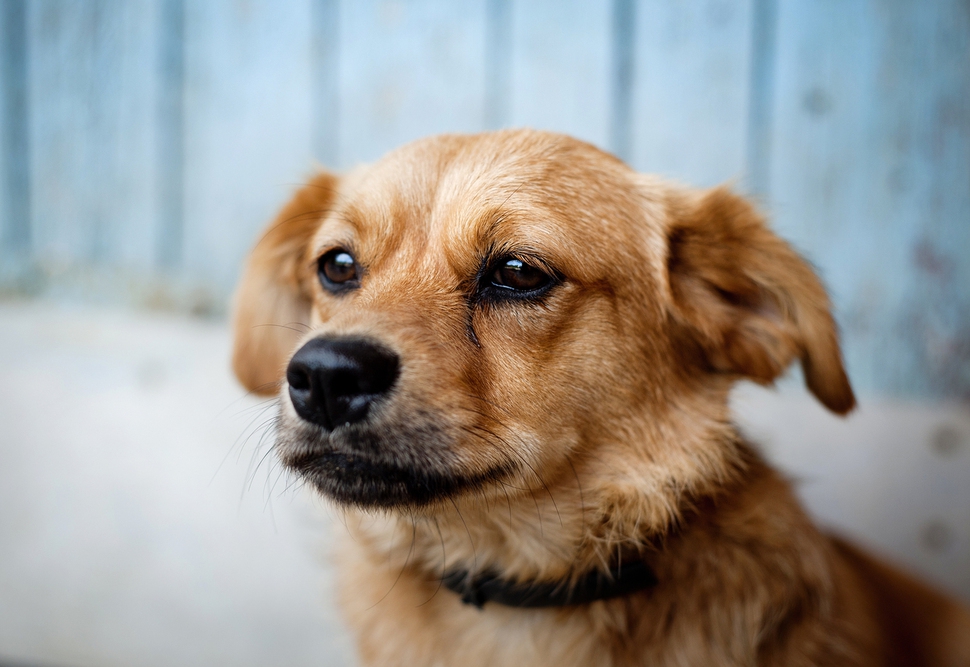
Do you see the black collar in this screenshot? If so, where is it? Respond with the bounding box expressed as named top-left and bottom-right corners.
top-left (441, 560), bottom-right (658, 609)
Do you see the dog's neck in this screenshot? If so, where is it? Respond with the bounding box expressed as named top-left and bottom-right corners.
top-left (344, 394), bottom-right (748, 585)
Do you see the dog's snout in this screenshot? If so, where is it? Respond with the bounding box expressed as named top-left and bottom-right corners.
top-left (286, 337), bottom-right (399, 430)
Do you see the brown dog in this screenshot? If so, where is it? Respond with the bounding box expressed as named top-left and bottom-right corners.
top-left (232, 130), bottom-right (970, 666)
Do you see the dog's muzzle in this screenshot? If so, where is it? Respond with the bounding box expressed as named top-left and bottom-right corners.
top-left (280, 335), bottom-right (514, 508)
top-left (285, 336), bottom-right (399, 430)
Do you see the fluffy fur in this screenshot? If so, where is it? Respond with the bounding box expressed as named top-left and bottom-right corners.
top-left (232, 130), bottom-right (970, 666)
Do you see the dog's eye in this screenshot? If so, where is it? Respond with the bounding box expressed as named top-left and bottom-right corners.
top-left (318, 248), bottom-right (359, 292)
top-left (489, 258), bottom-right (552, 293)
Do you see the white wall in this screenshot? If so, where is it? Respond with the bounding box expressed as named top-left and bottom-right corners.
top-left (0, 301), bottom-right (967, 666)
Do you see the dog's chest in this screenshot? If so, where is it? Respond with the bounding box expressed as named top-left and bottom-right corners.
top-left (335, 537), bottom-right (724, 667)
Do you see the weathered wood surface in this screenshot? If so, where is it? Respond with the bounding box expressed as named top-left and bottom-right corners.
top-left (507, 0), bottom-right (613, 148)
top-left (181, 0), bottom-right (315, 290)
top-left (628, 0), bottom-right (754, 186)
top-left (769, 0), bottom-right (970, 397)
top-left (0, 0), bottom-right (967, 398)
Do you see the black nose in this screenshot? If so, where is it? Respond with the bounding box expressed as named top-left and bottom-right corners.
top-left (286, 337), bottom-right (400, 430)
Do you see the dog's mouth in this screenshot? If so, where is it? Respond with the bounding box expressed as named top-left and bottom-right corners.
top-left (277, 393), bottom-right (520, 509)
top-left (287, 448), bottom-right (514, 509)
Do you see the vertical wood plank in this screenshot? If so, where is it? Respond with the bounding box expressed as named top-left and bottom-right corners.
top-left (745, 0), bottom-right (777, 198)
top-left (1, 0), bottom-right (31, 268)
top-left (336, 0), bottom-right (489, 167)
top-left (769, 0), bottom-right (970, 397)
top-left (156, 0), bottom-right (185, 270)
top-left (311, 0), bottom-right (340, 167)
top-left (610, 0), bottom-right (635, 161)
top-left (182, 0), bottom-right (314, 294)
top-left (27, 0), bottom-right (158, 270)
top-left (629, 0), bottom-right (754, 186)
top-left (484, 0), bottom-right (512, 129)
top-left (507, 0), bottom-right (613, 151)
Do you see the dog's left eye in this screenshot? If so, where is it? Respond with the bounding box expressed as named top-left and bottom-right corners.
top-left (488, 257), bottom-right (553, 294)
top-left (318, 248), bottom-right (360, 292)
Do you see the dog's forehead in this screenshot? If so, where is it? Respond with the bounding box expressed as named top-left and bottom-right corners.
top-left (322, 131), bottom-right (668, 284)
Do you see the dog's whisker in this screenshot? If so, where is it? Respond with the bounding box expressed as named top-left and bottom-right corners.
top-left (228, 397), bottom-right (280, 419)
top-left (564, 453), bottom-right (586, 531)
top-left (212, 380), bottom-right (282, 422)
top-left (449, 497), bottom-right (478, 573)
top-left (499, 480), bottom-right (514, 532)
top-left (455, 419), bottom-right (565, 534)
top-left (451, 406), bottom-right (537, 465)
top-left (458, 418), bottom-right (564, 529)
top-left (281, 470), bottom-right (305, 496)
top-left (530, 486), bottom-right (544, 539)
top-left (214, 391), bottom-right (279, 422)
top-left (366, 519), bottom-right (418, 611)
top-left (245, 419), bottom-right (281, 496)
top-left (226, 401), bottom-right (277, 460)
top-left (235, 413), bottom-right (280, 498)
top-left (457, 425), bottom-right (546, 502)
top-left (219, 379), bottom-right (283, 419)
top-left (266, 456), bottom-right (289, 507)
top-left (415, 517), bottom-right (448, 608)
top-left (458, 391), bottom-right (517, 420)
top-left (262, 463), bottom-right (281, 533)
top-left (210, 401), bottom-right (278, 486)
top-left (250, 322), bottom-right (312, 336)
top-left (251, 415), bottom-right (281, 462)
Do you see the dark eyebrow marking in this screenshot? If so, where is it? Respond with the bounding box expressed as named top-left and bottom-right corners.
top-left (465, 314), bottom-right (481, 348)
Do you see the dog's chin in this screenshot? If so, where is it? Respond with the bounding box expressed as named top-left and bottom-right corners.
top-left (277, 411), bottom-right (517, 508)
top-left (288, 450), bottom-right (512, 509)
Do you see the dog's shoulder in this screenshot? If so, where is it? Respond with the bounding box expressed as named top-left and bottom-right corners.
top-left (831, 536), bottom-right (970, 667)
top-left (632, 450), bottom-right (880, 664)
top-left (634, 447), bottom-right (970, 666)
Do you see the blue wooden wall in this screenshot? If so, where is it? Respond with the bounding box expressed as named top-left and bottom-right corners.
top-left (0, 0), bottom-right (967, 399)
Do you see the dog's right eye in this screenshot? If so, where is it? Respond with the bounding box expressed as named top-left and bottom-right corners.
top-left (491, 258), bottom-right (549, 292)
top-left (318, 248), bottom-right (360, 292)
top-left (479, 256), bottom-right (556, 302)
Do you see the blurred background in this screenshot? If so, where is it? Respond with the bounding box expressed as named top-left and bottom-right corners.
top-left (0, 1), bottom-right (967, 666)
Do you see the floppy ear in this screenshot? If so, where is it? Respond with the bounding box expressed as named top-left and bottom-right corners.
top-left (231, 172), bottom-right (339, 395)
top-left (666, 186), bottom-right (856, 414)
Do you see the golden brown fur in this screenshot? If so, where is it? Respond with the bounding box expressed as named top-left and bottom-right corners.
top-left (231, 130), bottom-right (970, 666)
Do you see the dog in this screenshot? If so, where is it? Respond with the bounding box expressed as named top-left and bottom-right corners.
top-left (231, 130), bottom-right (970, 666)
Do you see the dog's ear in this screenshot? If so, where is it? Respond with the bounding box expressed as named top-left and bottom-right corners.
top-left (231, 172), bottom-right (339, 395)
top-left (666, 186), bottom-right (856, 414)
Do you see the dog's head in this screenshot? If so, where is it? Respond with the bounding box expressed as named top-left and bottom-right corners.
top-left (232, 130), bottom-right (854, 513)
